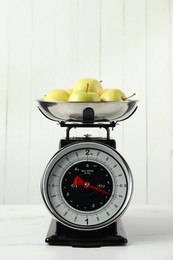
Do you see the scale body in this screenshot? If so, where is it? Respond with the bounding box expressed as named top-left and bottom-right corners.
top-left (37, 101), bottom-right (138, 247)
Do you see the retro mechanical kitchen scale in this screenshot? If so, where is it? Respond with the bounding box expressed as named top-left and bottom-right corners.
top-left (37, 99), bottom-right (138, 247)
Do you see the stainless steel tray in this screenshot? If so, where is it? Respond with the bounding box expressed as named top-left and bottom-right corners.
top-left (37, 99), bottom-right (138, 122)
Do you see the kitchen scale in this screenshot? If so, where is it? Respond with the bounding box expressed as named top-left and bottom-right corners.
top-left (37, 99), bottom-right (138, 247)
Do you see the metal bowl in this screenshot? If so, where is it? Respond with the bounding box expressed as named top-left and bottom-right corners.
top-left (37, 99), bottom-right (138, 122)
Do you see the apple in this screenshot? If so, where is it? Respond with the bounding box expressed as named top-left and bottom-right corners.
top-left (100, 89), bottom-right (135, 102)
top-left (68, 84), bottom-right (100, 102)
top-left (65, 88), bottom-right (73, 95)
top-left (73, 78), bottom-right (103, 96)
top-left (102, 89), bottom-right (109, 94)
top-left (44, 89), bottom-right (69, 101)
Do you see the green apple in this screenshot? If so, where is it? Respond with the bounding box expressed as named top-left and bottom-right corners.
top-left (100, 88), bottom-right (135, 102)
top-left (73, 78), bottom-right (103, 96)
top-left (44, 89), bottom-right (69, 101)
top-left (68, 84), bottom-right (100, 102)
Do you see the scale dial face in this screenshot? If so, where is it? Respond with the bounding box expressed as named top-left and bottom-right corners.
top-left (41, 142), bottom-right (133, 231)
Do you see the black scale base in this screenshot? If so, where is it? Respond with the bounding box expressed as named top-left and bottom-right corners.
top-left (45, 219), bottom-right (128, 247)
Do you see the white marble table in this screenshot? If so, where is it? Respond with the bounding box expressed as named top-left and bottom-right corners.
top-left (0, 205), bottom-right (173, 260)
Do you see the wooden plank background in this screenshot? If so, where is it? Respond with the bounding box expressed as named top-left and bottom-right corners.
top-left (0, 0), bottom-right (172, 204)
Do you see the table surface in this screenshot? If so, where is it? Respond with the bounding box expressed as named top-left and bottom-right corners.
top-left (0, 205), bottom-right (173, 260)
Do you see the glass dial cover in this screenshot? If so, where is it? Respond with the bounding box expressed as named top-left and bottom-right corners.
top-left (41, 142), bottom-right (133, 231)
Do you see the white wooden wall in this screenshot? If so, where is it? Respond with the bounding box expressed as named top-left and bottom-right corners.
top-left (0, 0), bottom-right (173, 205)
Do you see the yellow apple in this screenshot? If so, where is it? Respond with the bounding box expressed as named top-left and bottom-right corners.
top-left (65, 88), bottom-right (73, 95)
top-left (44, 89), bottom-right (69, 101)
top-left (100, 89), bottom-right (127, 101)
top-left (68, 84), bottom-right (100, 102)
top-left (102, 89), bottom-right (109, 94)
top-left (100, 88), bottom-right (135, 101)
top-left (73, 78), bottom-right (103, 96)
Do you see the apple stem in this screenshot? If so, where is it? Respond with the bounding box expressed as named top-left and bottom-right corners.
top-left (126, 93), bottom-right (136, 99)
top-left (99, 80), bottom-right (102, 83)
top-left (86, 83), bottom-right (89, 92)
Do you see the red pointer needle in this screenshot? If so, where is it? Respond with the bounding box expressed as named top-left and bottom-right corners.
top-left (72, 176), bottom-right (111, 196)
top-left (73, 176), bottom-right (85, 186)
top-left (89, 184), bottom-right (111, 195)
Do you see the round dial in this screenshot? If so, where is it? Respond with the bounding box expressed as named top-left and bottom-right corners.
top-left (41, 142), bottom-right (133, 231)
